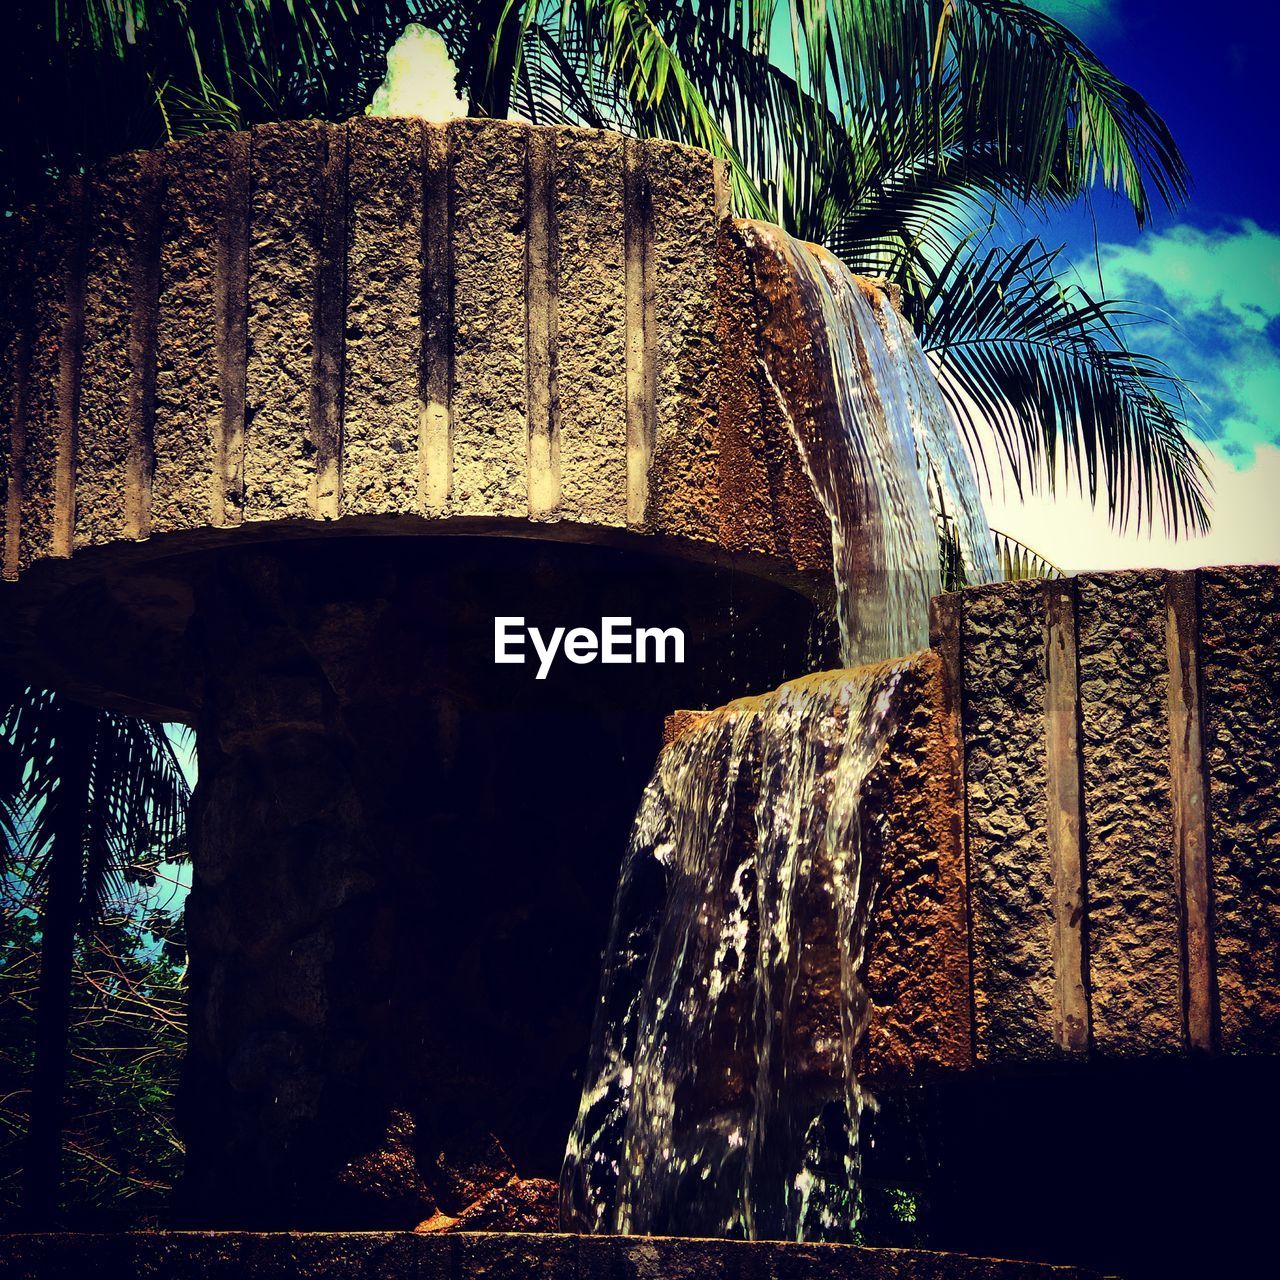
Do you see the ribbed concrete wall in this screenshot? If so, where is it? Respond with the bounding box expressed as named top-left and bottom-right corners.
top-left (0, 121), bottom-right (842, 719)
top-left (0, 118), bottom-right (827, 591)
top-left (923, 566), bottom-right (1280, 1068)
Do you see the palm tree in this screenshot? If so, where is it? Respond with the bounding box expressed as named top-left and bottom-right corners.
top-left (0, 0), bottom-right (1209, 534)
top-left (0, 685), bottom-right (189, 1225)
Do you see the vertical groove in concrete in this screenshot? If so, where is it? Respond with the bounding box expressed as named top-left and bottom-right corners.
top-left (525, 128), bottom-right (560, 519)
top-left (555, 129), bottom-right (626, 527)
top-left (1043, 579), bottom-right (1091, 1055)
top-left (245, 121), bottom-right (325, 522)
top-left (309, 125), bottom-right (348, 521)
top-left (50, 178), bottom-right (88, 561)
top-left (449, 118), bottom-right (528, 515)
top-left (623, 137), bottom-right (656, 529)
top-left (343, 117), bottom-right (423, 515)
top-left (1165, 570), bottom-right (1217, 1052)
top-left (419, 124), bottom-right (453, 515)
top-left (1077, 571), bottom-right (1180, 1056)
top-left (214, 132), bottom-right (251, 527)
top-left (1, 217), bottom-right (32, 582)
top-left (929, 591), bottom-right (977, 1069)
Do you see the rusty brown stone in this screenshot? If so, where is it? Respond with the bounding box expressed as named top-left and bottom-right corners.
top-left (860, 646), bottom-right (973, 1079)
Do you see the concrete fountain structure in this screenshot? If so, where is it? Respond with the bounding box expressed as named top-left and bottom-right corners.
top-left (0, 116), bottom-right (1277, 1277)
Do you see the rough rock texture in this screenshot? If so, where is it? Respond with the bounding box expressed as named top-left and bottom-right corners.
top-left (244, 121), bottom-right (328, 522)
top-left (1199, 565), bottom-right (1280, 1053)
top-left (450, 119), bottom-right (529, 517)
top-left (152, 130), bottom-right (249, 533)
top-left (647, 140), bottom-right (724, 540)
top-left (713, 221), bottom-right (832, 573)
top-left (342, 117), bottom-right (423, 516)
top-left (1076, 572), bottom-right (1180, 1055)
top-left (961, 581), bottom-right (1058, 1063)
top-left (0, 1232), bottom-right (1107, 1279)
top-left (0, 119), bottom-right (836, 718)
top-left (7, 177), bottom-right (85, 575)
top-left (925, 569), bottom-right (1280, 1070)
top-left (75, 150), bottom-right (161, 548)
top-left (859, 649), bottom-right (972, 1079)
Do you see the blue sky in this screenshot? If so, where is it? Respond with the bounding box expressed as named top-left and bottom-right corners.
top-left (989, 0), bottom-right (1280, 567)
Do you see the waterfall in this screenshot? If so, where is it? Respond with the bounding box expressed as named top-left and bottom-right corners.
top-left (561, 663), bottom-right (907, 1241)
top-left (561, 227), bottom-right (998, 1241)
top-left (742, 224), bottom-right (998, 666)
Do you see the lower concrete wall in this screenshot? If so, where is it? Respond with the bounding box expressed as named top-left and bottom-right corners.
top-left (926, 565), bottom-right (1280, 1070)
top-left (663, 565), bottom-right (1280, 1081)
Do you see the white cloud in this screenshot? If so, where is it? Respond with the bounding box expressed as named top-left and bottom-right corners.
top-left (366, 24), bottom-right (468, 122)
top-left (1099, 220), bottom-right (1280, 336)
top-left (1092, 220), bottom-right (1280, 461)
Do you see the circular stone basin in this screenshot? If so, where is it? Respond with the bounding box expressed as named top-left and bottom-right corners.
top-left (0, 115), bottom-right (833, 720)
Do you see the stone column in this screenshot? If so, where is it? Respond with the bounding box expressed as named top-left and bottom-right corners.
top-left (173, 536), bottom-right (824, 1227)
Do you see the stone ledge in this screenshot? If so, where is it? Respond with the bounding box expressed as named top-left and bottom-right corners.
top-left (0, 1232), bottom-right (1110, 1279)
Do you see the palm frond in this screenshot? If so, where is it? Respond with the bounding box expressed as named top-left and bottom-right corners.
top-left (992, 527), bottom-right (1063, 580)
top-left (0, 682), bottom-right (191, 925)
top-left (909, 237), bottom-right (1210, 535)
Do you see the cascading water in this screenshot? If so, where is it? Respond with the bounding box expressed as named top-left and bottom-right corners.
top-left (562, 224), bottom-right (998, 1241)
top-left (560, 664), bottom-right (907, 1241)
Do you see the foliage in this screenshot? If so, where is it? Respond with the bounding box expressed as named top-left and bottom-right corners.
top-left (0, 686), bottom-right (189, 925)
top-left (0, 683), bottom-right (190, 1222)
top-left (0, 861), bottom-right (187, 1226)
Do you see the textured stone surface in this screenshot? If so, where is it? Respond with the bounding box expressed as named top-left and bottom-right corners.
top-left (713, 221), bottom-right (831, 573)
top-left (860, 651), bottom-right (972, 1079)
top-left (1077, 571), bottom-right (1181, 1055)
top-left (0, 119), bottom-right (843, 716)
top-left (962, 581), bottom-right (1057, 1063)
top-left (342, 117), bottom-right (423, 516)
top-left (1200, 565), bottom-right (1280, 1053)
top-left (152, 131), bottom-right (249, 533)
top-left (75, 150), bottom-right (161, 548)
top-left (0, 214), bottom-right (28, 573)
top-left (648, 141), bottom-right (724, 541)
top-left (0, 1232), bottom-right (1108, 1279)
top-left (555, 129), bottom-right (627, 526)
top-left (450, 118), bottom-right (529, 517)
top-left (8, 178), bottom-right (84, 575)
top-left (244, 121), bottom-right (327, 522)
